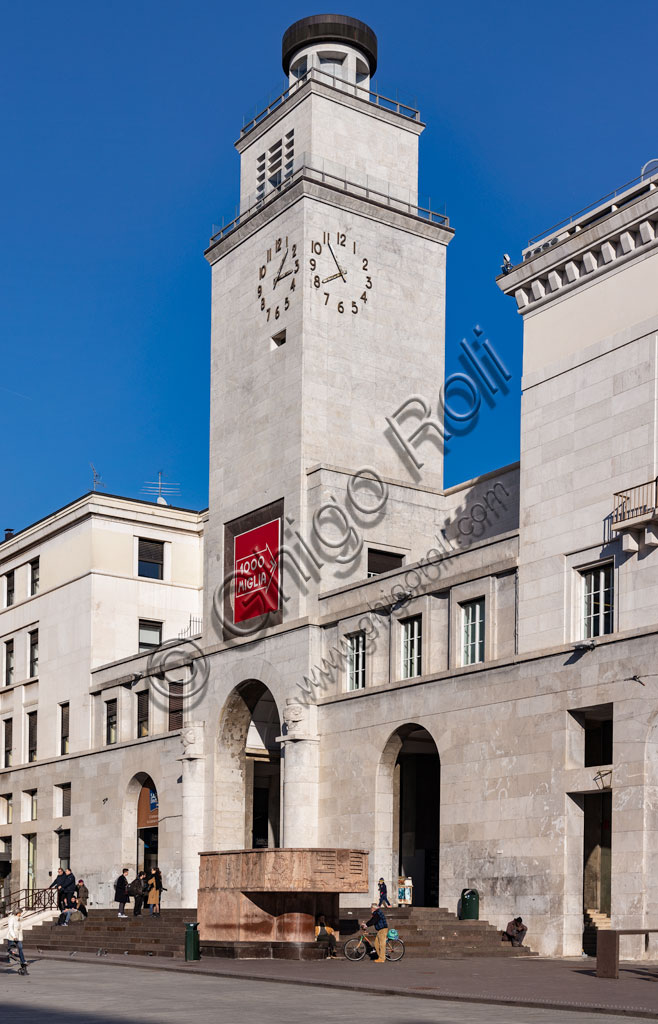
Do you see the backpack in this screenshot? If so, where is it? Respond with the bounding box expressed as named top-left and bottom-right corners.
top-left (127, 878), bottom-right (142, 897)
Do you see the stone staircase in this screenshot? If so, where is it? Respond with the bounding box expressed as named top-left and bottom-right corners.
top-left (340, 906), bottom-right (536, 958)
top-left (583, 908), bottom-right (611, 957)
top-left (23, 908), bottom-right (197, 959)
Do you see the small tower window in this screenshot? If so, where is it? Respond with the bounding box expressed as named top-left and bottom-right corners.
top-left (290, 57), bottom-right (307, 80)
top-left (318, 53), bottom-right (345, 78)
top-left (355, 58), bottom-right (369, 85)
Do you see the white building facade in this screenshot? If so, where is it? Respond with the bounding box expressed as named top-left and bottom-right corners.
top-left (2, 16), bottom-right (658, 958)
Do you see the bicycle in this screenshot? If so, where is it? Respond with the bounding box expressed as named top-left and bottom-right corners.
top-left (343, 928), bottom-right (405, 962)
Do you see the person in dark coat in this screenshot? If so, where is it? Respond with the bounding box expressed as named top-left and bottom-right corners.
top-left (49, 868), bottom-right (65, 910)
top-left (75, 879), bottom-right (89, 918)
top-left (505, 916), bottom-right (528, 947)
top-left (60, 868), bottom-right (77, 909)
top-left (114, 868), bottom-right (130, 918)
top-left (129, 872), bottom-right (147, 916)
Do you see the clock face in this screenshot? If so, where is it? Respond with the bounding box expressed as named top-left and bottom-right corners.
top-left (309, 231), bottom-right (373, 314)
top-left (256, 235), bottom-right (299, 324)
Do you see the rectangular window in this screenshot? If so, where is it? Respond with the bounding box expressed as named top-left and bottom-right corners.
top-left (4, 640), bottom-right (14, 686)
top-left (29, 630), bottom-right (39, 678)
top-left (25, 833), bottom-right (36, 893)
top-left (138, 619), bottom-right (162, 653)
top-left (138, 539), bottom-right (164, 580)
top-left (137, 691), bottom-right (149, 738)
top-left (29, 558), bottom-right (39, 596)
top-left (462, 598), bottom-right (485, 666)
top-left (5, 571), bottom-right (14, 607)
top-left (582, 563), bottom-right (614, 639)
top-left (3, 719), bottom-right (12, 768)
top-left (168, 681), bottom-right (184, 731)
top-left (105, 699), bottom-right (118, 745)
top-left (1, 794), bottom-right (12, 825)
top-left (60, 783), bottom-right (71, 817)
top-left (347, 632), bottom-right (366, 691)
top-left (26, 790), bottom-right (37, 821)
top-left (401, 615), bottom-right (422, 679)
top-left (27, 711), bottom-right (37, 762)
top-left (367, 549), bottom-right (404, 578)
top-left (60, 702), bottom-right (69, 755)
top-left (58, 828), bottom-right (70, 869)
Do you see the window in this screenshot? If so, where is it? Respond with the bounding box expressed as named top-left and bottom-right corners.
top-left (168, 681), bottom-right (184, 731)
top-left (25, 833), bottom-right (36, 892)
top-left (347, 632), bottom-right (366, 691)
top-left (60, 703), bottom-right (69, 755)
top-left (290, 57), bottom-right (307, 80)
top-left (105, 699), bottom-right (118, 745)
top-left (582, 563), bottom-right (614, 638)
top-left (138, 620), bottom-right (162, 653)
top-left (3, 719), bottom-right (12, 768)
top-left (1, 794), bottom-right (12, 825)
top-left (401, 615), bottom-right (422, 679)
top-left (27, 711), bottom-right (37, 762)
top-left (570, 704), bottom-right (614, 767)
top-left (58, 828), bottom-right (70, 869)
top-left (137, 691), bottom-right (149, 738)
top-left (59, 783), bottom-right (71, 817)
top-left (5, 571), bottom-right (14, 607)
top-left (462, 598), bottom-right (485, 666)
top-left (4, 640), bottom-right (14, 686)
top-left (138, 539), bottom-right (164, 580)
top-left (29, 558), bottom-right (39, 596)
top-left (25, 790), bottom-right (37, 821)
top-left (318, 53), bottom-right (345, 77)
top-left (29, 630), bottom-right (38, 677)
top-left (367, 549), bottom-right (404, 577)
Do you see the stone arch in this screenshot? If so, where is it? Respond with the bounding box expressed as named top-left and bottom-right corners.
top-left (123, 772), bottom-right (159, 872)
top-left (214, 679), bottom-right (282, 850)
top-left (375, 723), bottom-right (440, 907)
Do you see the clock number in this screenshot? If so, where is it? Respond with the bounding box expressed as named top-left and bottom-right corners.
top-left (275, 306), bottom-right (280, 320)
top-left (365, 276), bottom-right (372, 289)
top-left (257, 285), bottom-right (262, 298)
top-left (266, 308), bottom-right (271, 321)
top-left (322, 231), bottom-right (329, 244)
top-left (352, 301), bottom-right (358, 314)
top-left (362, 259), bottom-right (369, 271)
top-left (353, 241), bottom-right (357, 254)
top-left (291, 244), bottom-right (297, 257)
top-left (294, 259), bottom-right (299, 273)
top-left (261, 298), bottom-right (265, 310)
top-left (337, 301), bottom-right (344, 314)
top-left (290, 278), bottom-right (296, 291)
top-left (284, 297), bottom-right (289, 311)
top-left (309, 258), bottom-right (316, 271)
top-left (361, 291), bottom-right (368, 303)
top-left (259, 265), bottom-right (266, 280)
top-left (324, 292), bottom-right (330, 305)
top-left (313, 275), bottom-right (321, 289)
top-left (275, 238), bottom-right (282, 252)
top-left (311, 241), bottom-right (322, 255)
top-left (337, 232), bottom-right (346, 246)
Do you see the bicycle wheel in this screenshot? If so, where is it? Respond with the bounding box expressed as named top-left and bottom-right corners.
top-left (343, 937), bottom-right (367, 961)
top-left (386, 938), bottom-right (405, 961)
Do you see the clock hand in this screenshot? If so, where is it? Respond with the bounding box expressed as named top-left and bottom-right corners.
top-left (327, 241), bottom-right (347, 282)
top-left (272, 250), bottom-right (288, 288)
top-left (321, 272), bottom-right (345, 284)
top-left (277, 268), bottom-right (293, 280)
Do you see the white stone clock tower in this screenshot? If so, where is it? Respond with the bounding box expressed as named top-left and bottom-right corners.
top-left (204, 15), bottom-right (453, 637)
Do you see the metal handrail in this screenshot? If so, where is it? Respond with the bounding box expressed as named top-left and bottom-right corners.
top-left (0, 887), bottom-right (57, 917)
top-left (209, 162), bottom-right (448, 245)
top-left (527, 168), bottom-right (658, 249)
top-left (612, 477), bottom-right (658, 525)
top-left (241, 66), bottom-right (420, 137)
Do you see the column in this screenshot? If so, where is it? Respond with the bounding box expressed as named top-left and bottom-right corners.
top-left (178, 722), bottom-right (206, 908)
top-left (278, 700), bottom-right (319, 848)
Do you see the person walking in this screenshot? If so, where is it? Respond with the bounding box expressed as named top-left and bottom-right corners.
top-left (129, 872), bottom-right (147, 916)
top-left (362, 903), bottom-right (389, 963)
top-left (75, 879), bottom-right (89, 918)
top-left (114, 868), bottom-right (130, 918)
top-left (147, 868), bottom-right (163, 916)
top-left (6, 908), bottom-right (28, 974)
top-left (377, 878), bottom-right (391, 908)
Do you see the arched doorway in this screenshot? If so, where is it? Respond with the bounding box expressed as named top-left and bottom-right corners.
top-left (216, 681), bottom-right (281, 850)
top-left (137, 776), bottom-right (159, 873)
top-left (377, 724), bottom-right (440, 907)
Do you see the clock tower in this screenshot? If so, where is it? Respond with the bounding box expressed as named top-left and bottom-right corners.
top-left (204, 15), bottom-right (453, 638)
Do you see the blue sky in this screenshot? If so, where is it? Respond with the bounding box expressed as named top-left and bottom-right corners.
top-left (1, 0), bottom-right (656, 530)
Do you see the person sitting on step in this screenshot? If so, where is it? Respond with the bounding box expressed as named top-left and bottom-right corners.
top-left (314, 915), bottom-right (338, 957)
top-left (504, 916), bottom-right (528, 947)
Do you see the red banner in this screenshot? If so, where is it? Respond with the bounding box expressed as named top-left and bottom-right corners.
top-left (233, 519), bottom-right (280, 623)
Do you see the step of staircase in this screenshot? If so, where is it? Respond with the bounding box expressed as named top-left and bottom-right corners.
top-left (23, 909), bottom-right (197, 959)
top-left (582, 908), bottom-right (611, 957)
top-left (340, 907), bottom-right (536, 958)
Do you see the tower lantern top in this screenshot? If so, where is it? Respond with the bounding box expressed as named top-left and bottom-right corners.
top-left (282, 14), bottom-right (377, 87)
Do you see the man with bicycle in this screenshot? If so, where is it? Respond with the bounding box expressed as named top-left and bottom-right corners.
top-left (361, 903), bottom-right (388, 963)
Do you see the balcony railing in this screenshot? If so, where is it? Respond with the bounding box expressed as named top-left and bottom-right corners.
top-left (210, 157), bottom-right (448, 245)
top-left (241, 66), bottom-right (420, 138)
top-left (0, 886), bottom-right (57, 918)
top-left (612, 478), bottom-right (658, 525)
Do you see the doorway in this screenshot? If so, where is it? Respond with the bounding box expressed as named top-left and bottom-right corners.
top-left (583, 791), bottom-right (611, 916)
top-left (246, 691), bottom-right (280, 848)
top-left (137, 777), bottom-right (159, 873)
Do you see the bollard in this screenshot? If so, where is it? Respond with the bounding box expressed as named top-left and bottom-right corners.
top-left (596, 929), bottom-right (619, 979)
top-left (185, 922), bottom-right (200, 962)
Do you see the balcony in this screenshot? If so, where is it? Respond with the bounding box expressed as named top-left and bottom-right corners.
top-left (612, 478), bottom-right (658, 552)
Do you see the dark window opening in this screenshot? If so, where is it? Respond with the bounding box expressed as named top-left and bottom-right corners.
top-left (60, 783), bottom-right (71, 817)
top-left (5, 572), bottom-right (14, 607)
top-left (4, 641), bottom-right (14, 687)
top-left (168, 681), bottom-right (183, 732)
top-left (27, 711), bottom-right (37, 763)
top-left (29, 559), bottom-right (39, 596)
top-left (29, 630), bottom-right (38, 678)
top-left (570, 704), bottom-right (613, 767)
top-left (367, 549), bottom-right (404, 577)
top-left (138, 539), bottom-right (164, 580)
top-left (137, 691), bottom-right (149, 738)
top-left (58, 828), bottom-right (71, 869)
top-left (3, 719), bottom-right (12, 768)
top-left (60, 703), bottom-right (69, 755)
top-left (105, 699), bottom-right (117, 745)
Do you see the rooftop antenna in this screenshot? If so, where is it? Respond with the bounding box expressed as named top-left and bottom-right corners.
top-left (90, 463), bottom-right (106, 492)
top-left (141, 470), bottom-right (180, 506)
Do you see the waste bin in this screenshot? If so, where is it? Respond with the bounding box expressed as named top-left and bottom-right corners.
top-left (460, 888), bottom-right (479, 920)
top-left (185, 922), bottom-right (200, 961)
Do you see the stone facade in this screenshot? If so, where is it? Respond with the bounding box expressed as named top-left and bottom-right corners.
top-left (2, 18), bottom-right (658, 961)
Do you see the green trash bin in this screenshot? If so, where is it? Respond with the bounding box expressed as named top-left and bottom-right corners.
top-left (460, 888), bottom-right (479, 920)
top-left (185, 922), bottom-right (200, 961)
